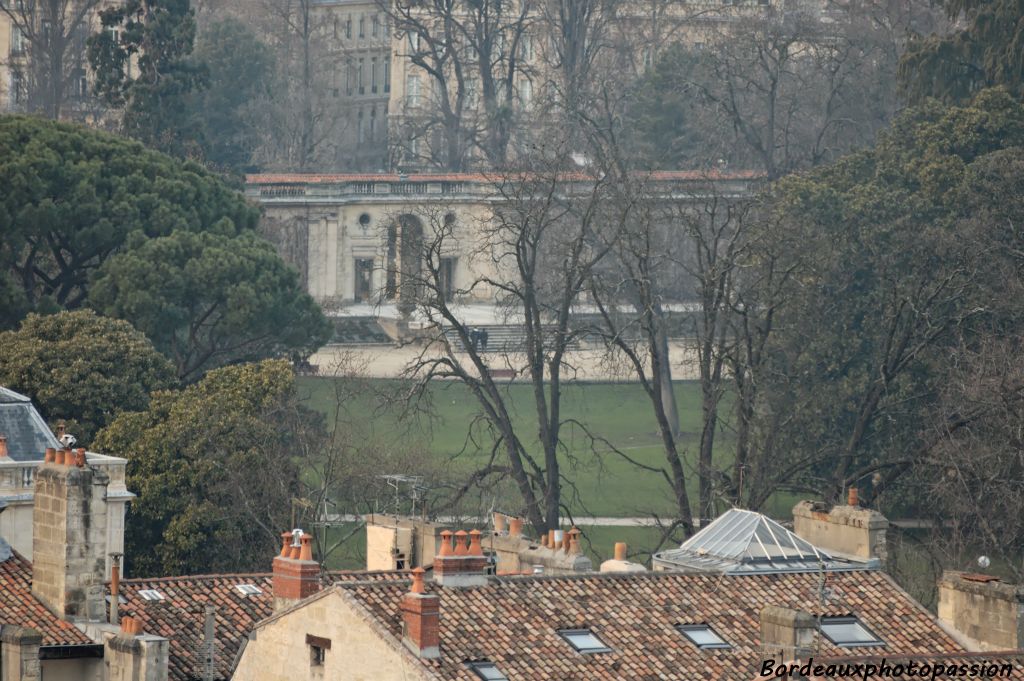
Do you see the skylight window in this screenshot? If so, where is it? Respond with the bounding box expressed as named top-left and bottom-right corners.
top-left (820, 617), bottom-right (885, 648)
top-left (235, 584), bottom-right (263, 596)
top-left (677, 624), bottom-right (731, 650)
top-left (138, 589), bottom-right (164, 601)
top-left (559, 629), bottom-right (612, 654)
top-left (467, 661), bottom-right (509, 681)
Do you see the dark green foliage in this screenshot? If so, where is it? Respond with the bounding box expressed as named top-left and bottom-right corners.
top-left (192, 19), bottom-right (275, 173)
top-left (900, 0), bottom-right (1024, 104)
top-left (88, 0), bottom-right (207, 157)
top-left (89, 230), bottom-right (332, 382)
top-left (93, 360), bottom-right (322, 577)
top-left (0, 115), bottom-right (257, 320)
top-left (0, 310), bottom-right (174, 443)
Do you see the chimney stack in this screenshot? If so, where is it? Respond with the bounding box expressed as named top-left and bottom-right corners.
top-left (434, 529), bottom-right (488, 587)
top-left (600, 541), bottom-right (646, 574)
top-left (792, 500), bottom-right (887, 565)
top-left (938, 571), bottom-right (1024, 651)
top-left (400, 568), bottom-right (440, 659)
top-left (32, 450), bottom-right (110, 621)
top-left (105, 617), bottom-right (170, 681)
top-left (0, 626), bottom-right (42, 681)
top-left (760, 606), bottom-right (816, 661)
top-left (272, 530), bottom-right (320, 612)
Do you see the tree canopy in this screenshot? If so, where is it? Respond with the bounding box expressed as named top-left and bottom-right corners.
top-left (0, 310), bottom-right (174, 443)
top-left (0, 115), bottom-right (257, 319)
top-left (93, 359), bottom-right (320, 577)
top-left (90, 230), bottom-right (332, 382)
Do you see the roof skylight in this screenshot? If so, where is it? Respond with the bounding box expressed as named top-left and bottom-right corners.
top-left (138, 589), bottom-right (165, 601)
top-left (467, 661), bottom-right (509, 680)
top-left (234, 584), bottom-right (263, 596)
top-left (677, 624), bottom-right (731, 650)
top-left (559, 629), bottom-right (612, 654)
top-left (820, 617), bottom-right (885, 648)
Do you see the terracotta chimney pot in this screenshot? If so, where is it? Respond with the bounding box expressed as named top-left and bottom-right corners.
top-left (438, 530), bottom-right (454, 557)
top-left (540, 534), bottom-right (548, 548)
top-left (280, 531), bottom-right (292, 557)
top-left (847, 487), bottom-right (859, 507)
top-left (469, 529), bottom-right (483, 556)
top-left (410, 566), bottom-right (426, 594)
top-left (508, 517), bottom-right (523, 537)
top-left (0, 435), bottom-right (7, 458)
top-left (454, 530), bottom-right (469, 556)
top-left (54, 449), bottom-right (65, 466)
top-left (120, 616), bottom-right (134, 634)
top-left (614, 542), bottom-right (628, 561)
top-left (76, 448), bottom-right (86, 467)
top-left (493, 512), bottom-right (506, 534)
top-left (547, 529), bottom-right (556, 549)
top-left (299, 535), bottom-right (314, 561)
top-left (44, 447), bottom-right (55, 463)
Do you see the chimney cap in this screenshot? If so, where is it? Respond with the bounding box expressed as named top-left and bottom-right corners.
top-left (410, 567), bottom-right (426, 593)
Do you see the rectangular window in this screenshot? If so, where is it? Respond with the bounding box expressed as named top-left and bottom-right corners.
top-left (819, 617), bottom-right (885, 648)
top-left (558, 629), bottom-right (611, 654)
top-left (384, 57), bottom-right (390, 93)
top-left (406, 74), bottom-right (421, 108)
top-left (346, 60), bottom-right (354, 96)
top-left (305, 634), bottom-right (331, 667)
top-left (369, 108), bottom-right (377, 140)
top-left (10, 27), bottom-right (25, 56)
top-left (346, 15), bottom-right (352, 39)
top-left (357, 110), bottom-right (365, 145)
top-left (440, 257), bottom-right (456, 302)
top-left (518, 79), bottom-right (532, 108)
top-left (467, 661), bottom-right (509, 681)
top-left (359, 15), bottom-right (365, 38)
top-left (677, 624), bottom-right (731, 650)
top-left (10, 71), bottom-right (24, 105)
top-left (358, 58), bottom-right (365, 94)
top-left (354, 259), bottom-right (374, 301)
top-left (372, 14), bottom-right (379, 37)
top-left (371, 57), bottom-right (378, 94)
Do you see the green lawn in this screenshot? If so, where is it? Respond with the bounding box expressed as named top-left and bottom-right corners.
top-left (296, 377), bottom-right (799, 521)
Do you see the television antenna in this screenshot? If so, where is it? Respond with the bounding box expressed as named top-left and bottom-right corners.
top-left (377, 474), bottom-right (428, 517)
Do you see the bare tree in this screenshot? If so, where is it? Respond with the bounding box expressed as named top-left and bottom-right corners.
top-left (0, 0), bottom-right (101, 119)
top-left (382, 0), bottom-right (532, 170)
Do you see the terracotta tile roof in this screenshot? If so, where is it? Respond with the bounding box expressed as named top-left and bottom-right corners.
top-left (115, 569), bottom-right (408, 681)
top-left (245, 169), bottom-right (764, 185)
top-left (338, 570), bottom-right (969, 681)
top-left (0, 549), bottom-right (93, 646)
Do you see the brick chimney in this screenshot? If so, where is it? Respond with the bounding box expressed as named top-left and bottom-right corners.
top-left (105, 616), bottom-right (170, 681)
top-left (32, 448), bottom-right (110, 621)
top-left (434, 529), bottom-right (488, 587)
top-left (400, 568), bottom-right (440, 659)
top-left (760, 606), bottom-right (816, 661)
top-left (792, 498), bottom-right (888, 565)
top-left (938, 571), bottom-right (1024, 651)
top-left (272, 530), bottom-right (320, 612)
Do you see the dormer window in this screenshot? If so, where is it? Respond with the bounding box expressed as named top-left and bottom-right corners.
top-left (558, 629), bottom-right (611, 654)
top-left (467, 660), bottom-right (509, 680)
top-left (677, 623), bottom-right (731, 650)
top-left (820, 617), bottom-right (885, 647)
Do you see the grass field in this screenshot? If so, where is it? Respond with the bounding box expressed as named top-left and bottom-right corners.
top-left (296, 377), bottom-right (801, 557)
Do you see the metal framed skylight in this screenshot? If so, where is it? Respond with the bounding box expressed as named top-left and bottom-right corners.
top-left (677, 624), bottom-right (731, 650)
top-left (138, 589), bottom-right (165, 601)
top-left (467, 661), bottom-right (509, 680)
top-left (559, 629), bottom-right (612, 654)
top-left (234, 584), bottom-right (263, 596)
top-left (820, 617), bottom-right (885, 648)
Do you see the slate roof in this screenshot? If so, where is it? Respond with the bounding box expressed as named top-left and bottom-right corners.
top-left (336, 569), bottom-right (968, 681)
top-left (115, 569), bottom-right (410, 681)
top-left (0, 543), bottom-right (93, 646)
top-left (0, 387), bottom-right (60, 462)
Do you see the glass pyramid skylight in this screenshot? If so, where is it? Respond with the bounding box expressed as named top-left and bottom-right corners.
top-left (653, 509), bottom-right (875, 574)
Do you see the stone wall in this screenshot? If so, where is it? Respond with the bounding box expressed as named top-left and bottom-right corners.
top-left (938, 572), bottom-right (1024, 651)
top-left (233, 589), bottom-right (433, 681)
top-left (792, 500), bottom-right (887, 563)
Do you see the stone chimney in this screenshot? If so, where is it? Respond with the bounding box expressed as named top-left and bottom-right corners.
top-left (0, 625), bottom-right (42, 681)
top-left (400, 568), bottom-right (440, 659)
top-left (434, 529), bottom-right (489, 587)
top-left (600, 542), bottom-right (647, 574)
top-left (272, 530), bottom-right (320, 612)
top-left (760, 606), bottom-right (816, 661)
top-left (792, 494), bottom-right (887, 564)
top-left (32, 448), bottom-right (110, 621)
top-left (938, 571), bottom-right (1024, 651)
top-left (104, 617), bottom-right (170, 681)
